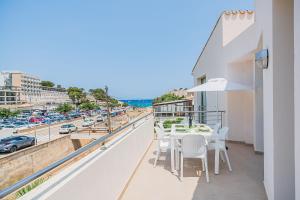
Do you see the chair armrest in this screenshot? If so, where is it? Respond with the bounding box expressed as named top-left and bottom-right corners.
top-left (175, 139), bottom-right (181, 147)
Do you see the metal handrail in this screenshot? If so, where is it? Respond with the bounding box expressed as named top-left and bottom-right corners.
top-left (154, 110), bottom-right (225, 127)
top-left (154, 110), bottom-right (225, 114)
top-left (0, 112), bottom-right (153, 198)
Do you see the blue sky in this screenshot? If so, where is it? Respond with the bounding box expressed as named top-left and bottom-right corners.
top-left (0, 0), bottom-right (253, 99)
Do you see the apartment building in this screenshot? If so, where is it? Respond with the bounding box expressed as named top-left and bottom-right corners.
top-left (0, 71), bottom-right (24, 105)
top-left (0, 86), bottom-right (22, 105)
top-left (0, 71), bottom-right (71, 105)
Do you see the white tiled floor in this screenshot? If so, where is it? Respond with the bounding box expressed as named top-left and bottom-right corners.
top-left (121, 141), bottom-right (267, 200)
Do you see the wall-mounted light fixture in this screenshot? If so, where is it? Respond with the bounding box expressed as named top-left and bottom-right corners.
top-left (255, 49), bottom-right (269, 69)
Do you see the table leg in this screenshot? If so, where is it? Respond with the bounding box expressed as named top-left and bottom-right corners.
top-left (215, 148), bottom-right (220, 174)
top-left (175, 147), bottom-right (179, 170)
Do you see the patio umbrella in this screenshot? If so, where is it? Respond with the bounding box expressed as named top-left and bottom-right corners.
top-left (187, 78), bottom-right (252, 112)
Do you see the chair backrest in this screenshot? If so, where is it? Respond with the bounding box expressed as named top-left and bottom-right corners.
top-left (181, 135), bottom-right (206, 157)
top-left (212, 123), bottom-right (221, 134)
top-left (154, 126), bottom-right (165, 139)
top-left (157, 122), bottom-right (164, 130)
top-left (218, 127), bottom-right (229, 140)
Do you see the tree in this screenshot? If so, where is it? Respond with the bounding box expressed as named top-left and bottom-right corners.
top-left (90, 88), bottom-right (119, 107)
top-left (56, 103), bottom-right (73, 114)
top-left (67, 87), bottom-right (86, 106)
top-left (89, 88), bottom-right (107, 101)
top-left (79, 102), bottom-right (99, 111)
top-left (90, 86), bottom-right (118, 133)
top-left (0, 108), bottom-right (20, 118)
top-left (153, 93), bottom-right (184, 104)
top-left (109, 98), bottom-right (119, 107)
top-left (41, 81), bottom-right (55, 88)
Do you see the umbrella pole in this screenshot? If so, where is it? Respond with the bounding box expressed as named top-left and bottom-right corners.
top-left (217, 91), bottom-right (222, 130)
top-left (217, 91), bottom-right (220, 130)
top-left (216, 91), bottom-right (219, 113)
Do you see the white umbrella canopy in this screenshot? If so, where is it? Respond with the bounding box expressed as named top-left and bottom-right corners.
top-left (187, 78), bottom-right (252, 92)
top-left (188, 78), bottom-right (252, 114)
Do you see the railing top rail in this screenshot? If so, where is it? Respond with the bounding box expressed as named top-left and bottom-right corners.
top-left (0, 112), bottom-right (153, 198)
top-left (153, 110), bottom-right (225, 113)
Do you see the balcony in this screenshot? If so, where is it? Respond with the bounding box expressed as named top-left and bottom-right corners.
top-left (1, 113), bottom-right (267, 200)
top-left (121, 140), bottom-right (266, 200)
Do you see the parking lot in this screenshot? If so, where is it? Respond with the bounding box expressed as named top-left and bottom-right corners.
top-left (0, 109), bottom-right (130, 158)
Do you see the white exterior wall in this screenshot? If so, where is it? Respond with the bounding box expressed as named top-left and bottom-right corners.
top-left (295, 0), bottom-right (300, 199)
top-left (254, 60), bottom-right (264, 152)
top-left (193, 17), bottom-right (225, 114)
top-left (222, 11), bottom-right (254, 46)
top-left (193, 2), bottom-right (296, 199)
top-left (226, 61), bottom-right (254, 144)
top-left (255, 0), bottom-right (275, 198)
top-left (272, 1), bottom-right (294, 199)
top-left (256, 0), bottom-right (295, 199)
top-left (192, 13), bottom-right (256, 145)
top-left (0, 72), bottom-right (10, 86)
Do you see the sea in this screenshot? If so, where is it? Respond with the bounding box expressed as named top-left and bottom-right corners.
top-left (120, 99), bottom-right (153, 108)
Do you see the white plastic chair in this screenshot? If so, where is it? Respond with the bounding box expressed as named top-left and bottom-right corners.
top-left (212, 123), bottom-right (221, 135)
top-left (157, 122), bottom-right (172, 133)
top-left (153, 126), bottom-right (170, 167)
top-left (179, 135), bottom-right (209, 182)
top-left (208, 127), bottom-right (232, 173)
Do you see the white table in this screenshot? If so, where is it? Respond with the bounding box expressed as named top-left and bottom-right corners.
top-left (169, 124), bottom-right (222, 175)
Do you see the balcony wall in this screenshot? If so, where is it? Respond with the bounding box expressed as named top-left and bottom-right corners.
top-left (21, 116), bottom-right (154, 200)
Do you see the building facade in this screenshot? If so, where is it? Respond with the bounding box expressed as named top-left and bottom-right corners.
top-left (192, 1), bottom-right (298, 199)
top-left (169, 88), bottom-right (194, 100)
top-left (0, 71), bottom-right (71, 105)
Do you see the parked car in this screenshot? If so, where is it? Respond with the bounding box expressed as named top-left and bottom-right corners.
top-left (96, 116), bottom-right (104, 122)
top-left (101, 112), bottom-right (108, 117)
top-left (13, 121), bottom-right (30, 127)
top-left (59, 124), bottom-right (78, 134)
top-left (3, 124), bottom-right (16, 129)
top-left (69, 112), bottom-right (81, 118)
top-left (0, 136), bottom-right (35, 153)
top-left (82, 119), bottom-right (95, 127)
top-left (29, 117), bottom-right (44, 123)
top-left (16, 115), bottom-right (29, 121)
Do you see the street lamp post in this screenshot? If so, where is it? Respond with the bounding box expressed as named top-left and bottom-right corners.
top-left (105, 86), bottom-right (112, 134)
top-left (48, 122), bottom-right (51, 142)
top-left (34, 125), bottom-right (37, 145)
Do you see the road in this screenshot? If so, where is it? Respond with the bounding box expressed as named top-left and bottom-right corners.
top-left (0, 117), bottom-right (90, 143)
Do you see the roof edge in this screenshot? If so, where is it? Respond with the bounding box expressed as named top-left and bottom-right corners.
top-left (191, 12), bottom-right (224, 74)
top-left (191, 10), bottom-right (255, 75)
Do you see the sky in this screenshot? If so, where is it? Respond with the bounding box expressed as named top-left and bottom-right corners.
top-left (0, 0), bottom-right (254, 99)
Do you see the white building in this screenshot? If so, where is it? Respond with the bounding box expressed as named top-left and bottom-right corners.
top-left (192, 10), bottom-right (257, 148)
top-left (169, 88), bottom-right (194, 100)
top-left (192, 1), bottom-right (298, 199)
top-left (0, 71), bottom-right (71, 105)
